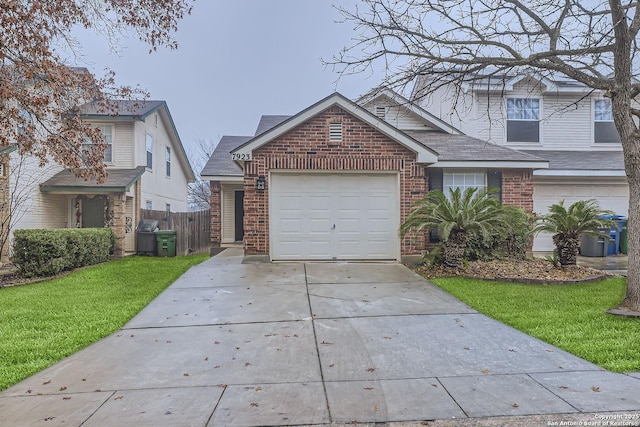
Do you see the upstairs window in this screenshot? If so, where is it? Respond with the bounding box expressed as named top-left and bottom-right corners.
top-left (146, 134), bottom-right (153, 169)
top-left (82, 125), bottom-right (113, 163)
top-left (165, 146), bottom-right (171, 177)
top-left (506, 98), bottom-right (540, 143)
top-left (145, 200), bottom-right (152, 210)
top-left (594, 99), bottom-right (621, 143)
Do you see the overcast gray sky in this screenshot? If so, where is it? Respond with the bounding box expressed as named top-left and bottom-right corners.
top-left (76, 1), bottom-right (381, 164)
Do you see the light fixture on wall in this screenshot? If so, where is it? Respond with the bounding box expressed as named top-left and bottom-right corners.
top-left (257, 176), bottom-right (266, 190)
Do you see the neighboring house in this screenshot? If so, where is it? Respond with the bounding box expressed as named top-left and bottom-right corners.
top-left (201, 91), bottom-right (547, 262)
top-left (8, 100), bottom-right (195, 257)
top-left (0, 144), bottom-right (17, 263)
top-left (413, 73), bottom-right (629, 251)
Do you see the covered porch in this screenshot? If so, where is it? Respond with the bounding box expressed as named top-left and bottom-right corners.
top-left (39, 167), bottom-right (145, 257)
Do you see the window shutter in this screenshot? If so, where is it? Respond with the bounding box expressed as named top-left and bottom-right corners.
top-left (428, 169), bottom-right (443, 192)
top-left (487, 170), bottom-right (502, 202)
top-left (428, 169), bottom-right (443, 242)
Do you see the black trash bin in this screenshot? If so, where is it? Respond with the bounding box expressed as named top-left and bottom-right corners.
top-left (136, 219), bottom-right (159, 255)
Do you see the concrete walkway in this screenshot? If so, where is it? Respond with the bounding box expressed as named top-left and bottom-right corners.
top-left (1, 248), bottom-right (640, 426)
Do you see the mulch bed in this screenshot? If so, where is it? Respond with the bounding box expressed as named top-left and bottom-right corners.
top-left (414, 258), bottom-right (612, 284)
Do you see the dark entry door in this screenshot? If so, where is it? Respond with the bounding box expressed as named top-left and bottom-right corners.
top-left (234, 190), bottom-right (244, 242)
top-left (82, 197), bottom-right (105, 228)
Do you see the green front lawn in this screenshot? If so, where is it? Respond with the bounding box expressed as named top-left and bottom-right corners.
top-left (0, 254), bottom-right (209, 391)
top-left (432, 277), bottom-right (640, 372)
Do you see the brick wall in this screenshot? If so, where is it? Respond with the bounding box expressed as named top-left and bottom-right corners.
top-left (209, 181), bottom-right (221, 246)
top-left (501, 169), bottom-right (534, 212)
top-left (242, 105), bottom-right (426, 258)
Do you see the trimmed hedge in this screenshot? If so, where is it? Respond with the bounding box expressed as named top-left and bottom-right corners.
top-left (12, 228), bottom-right (115, 278)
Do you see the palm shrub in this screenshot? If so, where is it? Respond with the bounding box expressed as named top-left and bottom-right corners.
top-left (534, 199), bottom-right (616, 267)
top-left (465, 205), bottom-right (534, 261)
top-left (400, 187), bottom-right (506, 268)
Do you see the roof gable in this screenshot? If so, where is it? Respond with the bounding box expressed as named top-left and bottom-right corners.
top-left (231, 92), bottom-right (439, 164)
top-left (80, 100), bottom-right (195, 182)
top-left (357, 89), bottom-right (463, 135)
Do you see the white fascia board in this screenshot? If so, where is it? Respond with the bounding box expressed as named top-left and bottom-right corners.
top-left (231, 93), bottom-right (439, 164)
top-left (534, 169), bottom-right (626, 177)
top-left (427, 161), bottom-right (549, 169)
top-left (199, 175), bottom-right (244, 182)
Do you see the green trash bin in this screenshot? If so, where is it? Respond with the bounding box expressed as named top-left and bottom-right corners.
top-left (155, 230), bottom-right (177, 257)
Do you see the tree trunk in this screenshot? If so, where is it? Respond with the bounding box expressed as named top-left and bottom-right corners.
top-left (444, 232), bottom-right (467, 268)
top-left (552, 234), bottom-right (579, 267)
top-left (622, 171), bottom-right (640, 310)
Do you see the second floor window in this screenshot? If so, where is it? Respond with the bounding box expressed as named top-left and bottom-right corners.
top-left (594, 99), bottom-right (621, 143)
top-left (83, 125), bottom-right (113, 163)
top-left (165, 146), bottom-right (171, 177)
top-left (506, 98), bottom-right (540, 143)
top-left (146, 134), bottom-right (153, 169)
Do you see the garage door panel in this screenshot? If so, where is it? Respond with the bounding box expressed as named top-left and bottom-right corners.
top-left (533, 180), bottom-right (629, 252)
top-left (271, 173), bottom-right (399, 260)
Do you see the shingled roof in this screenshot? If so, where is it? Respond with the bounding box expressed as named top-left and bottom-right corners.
top-left (406, 131), bottom-right (547, 163)
top-left (522, 150), bottom-right (624, 171)
top-left (79, 100), bottom-right (166, 119)
top-left (40, 166), bottom-right (146, 193)
top-left (200, 136), bottom-right (251, 178)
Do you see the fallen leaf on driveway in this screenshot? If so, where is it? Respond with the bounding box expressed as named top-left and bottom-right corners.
top-left (591, 386), bottom-right (600, 392)
top-left (511, 403), bottom-right (519, 407)
top-left (481, 369), bottom-right (490, 374)
top-left (366, 368), bottom-right (375, 372)
top-left (59, 387), bottom-right (67, 391)
top-left (250, 403), bottom-right (259, 407)
top-left (183, 373), bottom-right (190, 376)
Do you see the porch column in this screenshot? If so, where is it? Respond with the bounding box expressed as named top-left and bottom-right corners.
top-left (109, 192), bottom-right (127, 257)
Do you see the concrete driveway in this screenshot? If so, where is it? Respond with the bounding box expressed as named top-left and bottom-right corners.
top-left (2, 248), bottom-right (640, 426)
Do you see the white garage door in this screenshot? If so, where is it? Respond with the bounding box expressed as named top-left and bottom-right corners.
top-left (533, 180), bottom-right (629, 252)
top-left (270, 173), bottom-right (399, 261)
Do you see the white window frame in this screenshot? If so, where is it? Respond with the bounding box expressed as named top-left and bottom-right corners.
top-left (83, 124), bottom-right (113, 163)
top-left (146, 134), bottom-right (153, 169)
top-left (443, 170), bottom-right (486, 198)
top-left (594, 99), bottom-right (621, 143)
top-left (165, 146), bottom-right (171, 177)
top-left (506, 98), bottom-right (541, 143)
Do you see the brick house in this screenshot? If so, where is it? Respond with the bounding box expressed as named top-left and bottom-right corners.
top-left (201, 92), bottom-right (548, 262)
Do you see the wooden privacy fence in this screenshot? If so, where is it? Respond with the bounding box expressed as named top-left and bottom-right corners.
top-left (140, 209), bottom-right (210, 256)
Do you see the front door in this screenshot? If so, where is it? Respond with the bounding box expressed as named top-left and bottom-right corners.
top-left (234, 190), bottom-right (244, 242)
top-left (82, 197), bottom-right (105, 228)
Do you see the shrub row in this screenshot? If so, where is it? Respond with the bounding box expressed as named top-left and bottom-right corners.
top-left (12, 228), bottom-right (115, 278)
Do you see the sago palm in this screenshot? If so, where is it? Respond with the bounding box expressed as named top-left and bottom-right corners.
top-left (400, 187), bottom-right (505, 268)
top-left (534, 199), bottom-right (616, 267)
